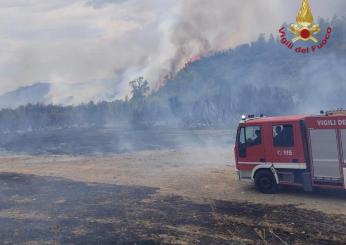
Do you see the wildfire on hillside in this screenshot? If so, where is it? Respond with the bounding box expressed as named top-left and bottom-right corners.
top-left (186, 55), bottom-right (201, 66)
top-left (153, 73), bottom-right (173, 91)
top-left (153, 55), bottom-right (202, 91)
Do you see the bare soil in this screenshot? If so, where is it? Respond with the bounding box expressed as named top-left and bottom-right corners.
top-left (0, 147), bottom-right (345, 244)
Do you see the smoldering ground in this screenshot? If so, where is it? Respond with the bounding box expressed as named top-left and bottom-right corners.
top-left (0, 128), bottom-right (234, 155)
top-left (0, 172), bottom-right (345, 244)
top-left (0, 125), bottom-right (345, 244)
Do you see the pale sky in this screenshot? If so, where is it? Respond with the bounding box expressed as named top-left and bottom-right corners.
top-left (0, 0), bottom-right (344, 103)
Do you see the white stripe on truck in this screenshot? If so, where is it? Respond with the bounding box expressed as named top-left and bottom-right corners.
top-left (238, 162), bottom-right (307, 169)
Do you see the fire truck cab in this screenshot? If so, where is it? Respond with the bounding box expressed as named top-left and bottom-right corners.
top-left (235, 111), bottom-right (346, 193)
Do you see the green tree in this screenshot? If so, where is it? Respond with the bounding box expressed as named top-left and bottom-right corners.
top-left (129, 77), bottom-right (150, 100)
top-left (128, 77), bottom-right (154, 128)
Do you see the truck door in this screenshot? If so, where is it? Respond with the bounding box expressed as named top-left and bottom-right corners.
top-left (339, 130), bottom-right (346, 188)
top-left (269, 123), bottom-right (305, 166)
top-left (309, 129), bottom-right (343, 184)
top-left (237, 125), bottom-right (266, 164)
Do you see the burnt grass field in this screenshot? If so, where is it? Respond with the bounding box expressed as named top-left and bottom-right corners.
top-left (0, 127), bottom-right (233, 155)
top-left (0, 172), bottom-right (345, 245)
top-left (0, 128), bottom-right (345, 244)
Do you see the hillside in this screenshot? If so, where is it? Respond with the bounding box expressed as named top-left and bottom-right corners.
top-left (0, 83), bottom-right (51, 109)
top-left (152, 17), bottom-right (346, 126)
top-left (0, 80), bottom-right (121, 109)
top-left (0, 17), bottom-right (345, 131)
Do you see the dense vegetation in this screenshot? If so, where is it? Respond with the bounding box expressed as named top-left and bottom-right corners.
top-left (0, 17), bottom-right (346, 132)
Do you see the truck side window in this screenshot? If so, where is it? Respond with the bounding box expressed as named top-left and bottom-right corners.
top-left (245, 126), bottom-right (262, 147)
top-left (273, 124), bottom-right (294, 147)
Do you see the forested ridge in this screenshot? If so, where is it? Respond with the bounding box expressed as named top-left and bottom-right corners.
top-left (0, 17), bottom-right (346, 132)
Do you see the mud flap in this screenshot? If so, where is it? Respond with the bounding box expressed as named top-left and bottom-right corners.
top-left (270, 165), bottom-right (279, 184)
top-left (302, 172), bottom-right (313, 192)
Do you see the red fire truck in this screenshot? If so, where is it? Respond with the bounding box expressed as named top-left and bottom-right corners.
top-left (235, 110), bottom-right (346, 193)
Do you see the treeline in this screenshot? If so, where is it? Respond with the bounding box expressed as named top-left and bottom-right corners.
top-left (0, 101), bottom-right (128, 132)
top-left (0, 79), bottom-right (295, 132)
top-left (0, 78), bottom-right (162, 132)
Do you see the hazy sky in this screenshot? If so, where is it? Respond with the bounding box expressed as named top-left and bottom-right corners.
top-left (0, 0), bottom-right (344, 103)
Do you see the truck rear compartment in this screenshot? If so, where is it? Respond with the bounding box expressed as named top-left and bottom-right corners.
top-left (308, 127), bottom-right (346, 188)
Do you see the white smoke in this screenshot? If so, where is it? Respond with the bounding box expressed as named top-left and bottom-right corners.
top-left (0, 0), bottom-right (344, 105)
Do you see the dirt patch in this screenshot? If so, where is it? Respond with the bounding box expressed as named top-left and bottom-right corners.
top-left (0, 173), bottom-right (345, 245)
top-left (0, 148), bottom-right (345, 215)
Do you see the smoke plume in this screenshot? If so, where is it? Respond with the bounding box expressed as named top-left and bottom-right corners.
top-left (0, 0), bottom-right (345, 105)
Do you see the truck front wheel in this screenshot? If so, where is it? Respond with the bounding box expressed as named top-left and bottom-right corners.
top-left (254, 170), bottom-right (278, 194)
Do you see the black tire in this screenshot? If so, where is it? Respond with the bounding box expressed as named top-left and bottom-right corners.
top-left (254, 170), bottom-right (278, 194)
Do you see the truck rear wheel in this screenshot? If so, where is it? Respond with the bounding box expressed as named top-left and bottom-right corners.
top-left (254, 170), bottom-right (278, 194)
